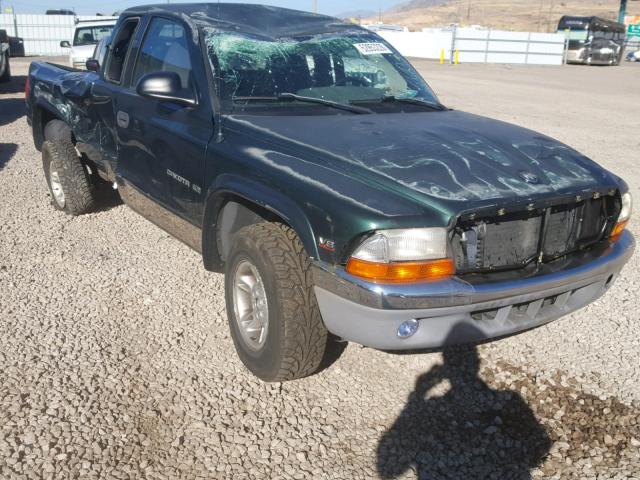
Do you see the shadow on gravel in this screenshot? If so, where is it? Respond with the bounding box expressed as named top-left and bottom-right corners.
top-left (93, 183), bottom-right (124, 212)
top-left (317, 334), bottom-right (348, 374)
top-left (0, 98), bottom-right (25, 127)
top-left (377, 324), bottom-right (551, 480)
top-left (0, 143), bottom-right (18, 171)
top-left (0, 74), bottom-right (26, 95)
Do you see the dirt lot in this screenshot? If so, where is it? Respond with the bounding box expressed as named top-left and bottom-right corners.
top-left (1, 57), bottom-right (639, 479)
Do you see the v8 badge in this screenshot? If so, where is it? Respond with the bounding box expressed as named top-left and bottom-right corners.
top-left (318, 237), bottom-right (336, 253)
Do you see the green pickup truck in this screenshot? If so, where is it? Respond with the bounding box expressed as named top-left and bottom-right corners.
top-left (27, 4), bottom-right (634, 381)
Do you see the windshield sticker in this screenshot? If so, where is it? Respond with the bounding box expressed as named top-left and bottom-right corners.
top-left (353, 43), bottom-right (392, 56)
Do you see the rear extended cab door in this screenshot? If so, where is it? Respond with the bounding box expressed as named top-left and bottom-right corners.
top-left (82, 16), bottom-right (142, 181)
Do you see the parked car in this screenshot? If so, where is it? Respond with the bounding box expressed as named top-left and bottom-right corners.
top-left (26, 4), bottom-right (635, 382)
top-left (558, 16), bottom-right (625, 65)
top-left (0, 29), bottom-right (11, 82)
top-left (60, 19), bottom-right (116, 69)
top-left (8, 36), bottom-right (25, 57)
top-left (626, 50), bottom-right (640, 62)
top-left (46, 9), bottom-right (75, 15)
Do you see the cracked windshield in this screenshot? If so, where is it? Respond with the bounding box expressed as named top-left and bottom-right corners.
top-left (204, 30), bottom-right (441, 114)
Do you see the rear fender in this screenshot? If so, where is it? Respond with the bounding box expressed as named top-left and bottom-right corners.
top-left (32, 99), bottom-right (68, 150)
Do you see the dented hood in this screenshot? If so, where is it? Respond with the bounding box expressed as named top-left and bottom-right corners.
top-left (228, 110), bottom-right (620, 213)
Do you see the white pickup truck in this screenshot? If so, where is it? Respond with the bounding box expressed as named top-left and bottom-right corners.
top-left (60, 19), bottom-right (116, 69)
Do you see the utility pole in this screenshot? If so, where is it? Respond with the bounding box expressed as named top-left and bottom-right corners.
top-left (537, 0), bottom-right (544, 32)
top-left (312, 0), bottom-right (317, 14)
top-left (12, 5), bottom-right (17, 36)
top-left (619, 0), bottom-right (627, 23)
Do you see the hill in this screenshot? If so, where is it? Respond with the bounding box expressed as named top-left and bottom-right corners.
top-left (364, 0), bottom-right (640, 32)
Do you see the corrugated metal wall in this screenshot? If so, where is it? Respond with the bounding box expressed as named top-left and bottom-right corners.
top-left (0, 15), bottom-right (118, 56)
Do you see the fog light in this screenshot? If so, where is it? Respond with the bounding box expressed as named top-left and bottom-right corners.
top-left (397, 319), bottom-right (420, 339)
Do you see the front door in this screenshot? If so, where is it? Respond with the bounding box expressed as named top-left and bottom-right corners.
top-left (115, 16), bottom-right (213, 226)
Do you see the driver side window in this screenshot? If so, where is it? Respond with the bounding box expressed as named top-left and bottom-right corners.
top-left (132, 17), bottom-right (192, 91)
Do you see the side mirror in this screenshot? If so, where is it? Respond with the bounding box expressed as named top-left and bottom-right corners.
top-left (60, 40), bottom-right (71, 48)
top-left (86, 59), bottom-right (100, 72)
top-left (136, 72), bottom-right (196, 107)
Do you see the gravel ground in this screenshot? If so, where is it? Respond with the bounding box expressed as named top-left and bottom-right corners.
top-left (1, 57), bottom-right (639, 479)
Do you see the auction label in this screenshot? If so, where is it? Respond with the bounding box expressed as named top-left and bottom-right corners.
top-left (354, 43), bottom-right (393, 55)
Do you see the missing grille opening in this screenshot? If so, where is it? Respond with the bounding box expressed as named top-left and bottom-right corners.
top-left (452, 195), bottom-right (619, 274)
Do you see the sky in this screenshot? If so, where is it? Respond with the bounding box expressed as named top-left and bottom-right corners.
top-left (10, 0), bottom-right (395, 16)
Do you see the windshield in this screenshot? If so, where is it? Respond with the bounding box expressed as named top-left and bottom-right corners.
top-left (558, 29), bottom-right (589, 41)
top-left (557, 28), bottom-right (590, 49)
top-left (203, 29), bottom-right (440, 115)
top-left (73, 25), bottom-right (114, 46)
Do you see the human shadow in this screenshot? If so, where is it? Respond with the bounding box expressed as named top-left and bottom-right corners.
top-left (377, 324), bottom-right (551, 480)
top-left (0, 143), bottom-right (17, 171)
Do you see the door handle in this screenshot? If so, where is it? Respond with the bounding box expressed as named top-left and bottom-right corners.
top-left (116, 111), bottom-right (130, 129)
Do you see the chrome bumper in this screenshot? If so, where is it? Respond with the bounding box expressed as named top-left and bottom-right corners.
top-left (313, 231), bottom-right (635, 350)
top-left (565, 49), bottom-right (586, 64)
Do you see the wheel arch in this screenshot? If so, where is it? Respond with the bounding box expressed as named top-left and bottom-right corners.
top-left (202, 175), bottom-right (319, 272)
top-left (32, 101), bottom-right (70, 151)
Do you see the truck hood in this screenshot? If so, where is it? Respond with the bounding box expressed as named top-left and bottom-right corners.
top-left (227, 110), bottom-right (620, 214)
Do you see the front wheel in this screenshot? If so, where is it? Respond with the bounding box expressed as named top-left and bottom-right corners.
top-left (224, 223), bottom-right (328, 382)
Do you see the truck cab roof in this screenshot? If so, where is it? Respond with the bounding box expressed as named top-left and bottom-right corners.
top-left (120, 3), bottom-right (364, 39)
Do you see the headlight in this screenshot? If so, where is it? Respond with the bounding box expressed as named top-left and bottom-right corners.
top-left (346, 228), bottom-right (454, 283)
top-left (611, 192), bottom-right (632, 239)
top-left (619, 192), bottom-right (632, 223)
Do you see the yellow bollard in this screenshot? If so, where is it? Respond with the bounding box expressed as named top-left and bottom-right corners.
top-left (454, 49), bottom-right (460, 65)
top-left (440, 49), bottom-right (445, 65)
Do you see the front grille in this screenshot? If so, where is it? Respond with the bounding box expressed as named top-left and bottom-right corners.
top-left (451, 195), bottom-right (619, 273)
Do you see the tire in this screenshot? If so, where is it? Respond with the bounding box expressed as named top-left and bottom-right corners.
top-left (225, 222), bottom-right (328, 382)
top-left (44, 119), bottom-right (72, 143)
top-left (0, 53), bottom-right (10, 83)
top-left (42, 139), bottom-right (98, 215)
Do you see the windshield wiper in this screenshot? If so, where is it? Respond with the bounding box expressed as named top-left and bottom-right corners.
top-left (233, 93), bottom-right (373, 114)
top-left (381, 96), bottom-right (448, 111)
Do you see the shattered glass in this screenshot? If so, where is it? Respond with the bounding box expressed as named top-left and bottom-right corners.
top-left (202, 29), bottom-right (439, 113)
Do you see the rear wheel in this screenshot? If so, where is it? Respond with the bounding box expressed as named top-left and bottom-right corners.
top-left (42, 139), bottom-right (98, 215)
top-left (225, 223), bottom-right (328, 382)
top-left (0, 53), bottom-right (10, 83)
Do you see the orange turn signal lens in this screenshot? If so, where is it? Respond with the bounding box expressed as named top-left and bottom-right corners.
top-left (610, 221), bottom-right (628, 240)
top-left (345, 258), bottom-right (455, 283)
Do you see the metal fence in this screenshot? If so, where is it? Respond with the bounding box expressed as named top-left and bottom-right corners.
top-left (0, 14), bottom-right (118, 56)
top-left (452, 28), bottom-right (565, 65)
top-left (378, 27), bottom-right (567, 65)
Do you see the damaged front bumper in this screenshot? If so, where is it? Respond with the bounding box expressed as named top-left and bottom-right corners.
top-left (312, 230), bottom-right (635, 350)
